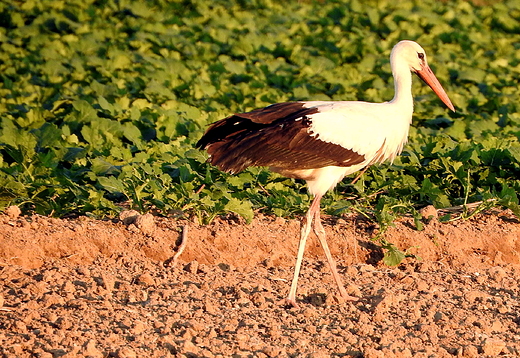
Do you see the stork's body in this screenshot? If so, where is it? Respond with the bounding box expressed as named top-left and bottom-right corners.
top-left (197, 41), bottom-right (455, 307)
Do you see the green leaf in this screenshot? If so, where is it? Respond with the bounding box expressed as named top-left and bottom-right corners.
top-left (224, 197), bottom-right (254, 224)
top-left (98, 176), bottom-right (126, 195)
top-left (98, 96), bottom-right (114, 114)
top-left (91, 158), bottom-right (121, 176)
top-left (34, 123), bottom-right (62, 149)
top-left (382, 243), bottom-right (406, 267)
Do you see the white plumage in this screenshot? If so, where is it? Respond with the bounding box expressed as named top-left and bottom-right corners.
top-left (197, 40), bottom-right (455, 308)
top-left (298, 101), bottom-right (411, 195)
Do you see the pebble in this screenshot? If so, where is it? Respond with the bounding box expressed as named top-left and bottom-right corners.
top-left (5, 205), bottom-right (21, 219)
top-left (184, 260), bottom-right (199, 274)
top-left (461, 345), bottom-right (479, 358)
top-left (100, 273), bottom-right (116, 291)
top-left (119, 210), bottom-right (140, 225)
top-left (181, 339), bottom-right (199, 354)
top-left (306, 350), bottom-right (329, 358)
top-left (204, 300), bottom-right (218, 315)
top-left (62, 280), bottom-right (76, 293)
top-left (131, 320), bottom-right (147, 335)
top-left (464, 290), bottom-right (487, 303)
top-left (488, 266), bottom-right (507, 282)
top-left (419, 205), bottom-right (438, 220)
top-left (136, 273), bottom-right (155, 286)
top-left (482, 338), bottom-right (506, 355)
top-left (81, 339), bottom-right (104, 358)
top-left (134, 213), bottom-right (155, 235)
top-left (116, 347), bottom-right (137, 358)
top-left (37, 352), bottom-right (53, 358)
top-left (273, 216), bottom-right (286, 225)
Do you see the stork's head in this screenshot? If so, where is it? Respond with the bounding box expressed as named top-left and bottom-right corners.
top-left (391, 40), bottom-right (429, 72)
top-left (391, 40), bottom-right (455, 112)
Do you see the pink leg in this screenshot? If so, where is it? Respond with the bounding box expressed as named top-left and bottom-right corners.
top-left (284, 194), bottom-right (321, 308)
top-left (312, 209), bottom-right (359, 302)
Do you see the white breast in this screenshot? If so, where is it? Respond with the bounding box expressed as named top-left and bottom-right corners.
top-left (302, 101), bottom-right (412, 165)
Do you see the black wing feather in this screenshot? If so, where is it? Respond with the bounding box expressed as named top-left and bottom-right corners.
top-left (196, 102), bottom-right (365, 173)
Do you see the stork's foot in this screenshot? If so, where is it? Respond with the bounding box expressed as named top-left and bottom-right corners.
top-left (278, 297), bottom-right (300, 309)
top-left (338, 286), bottom-right (360, 302)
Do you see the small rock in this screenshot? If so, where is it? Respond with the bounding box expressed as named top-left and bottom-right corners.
top-left (263, 346), bottom-right (283, 357)
top-left (204, 300), bottom-right (218, 315)
top-left (419, 205), bottom-right (438, 220)
top-left (302, 307), bottom-right (316, 318)
top-left (307, 350), bottom-right (330, 358)
top-left (181, 339), bottom-right (199, 354)
top-left (42, 293), bottom-right (65, 307)
top-left (100, 273), bottom-right (116, 291)
top-left (5, 205), bottom-right (21, 219)
top-left (199, 349), bottom-right (216, 358)
top-left (184, 261), bottom-right (199, 274)
top-left (461, 345), bottom-right (479, 358)
top-left (345, 266), bottom-right (359, 276)
top-left (482, 338), bottom-right (506, 355)
top-left (116, 347), bottom-right (137, 358)
top-left (82, 339), bottom-right (104, 358)
top-left (433, 311), bottom-right (444, 322)
top-left (373, 294), bottom-right (395, 321)
top-left (346, 284), bottom-right (362, 299)
top-left (464, 290), bottom-right (487, 303)
top-left (136, 273), bottom-right (155, 286)
top-left (119, 210), bottom-right (140, 225)
top-left (118, 317), bottom-right (132, 330)
top-left (273, 216), bottom-right (285, 225)
top-left (363, 348), bottom-right (385, 358)
top-left (190, 321), bottom-right (205, 332)
top-left (399, 348), bottom-right (413, 358)
top-left (60, 346), bottom-right (81, 357)
top-left (416, 261), bottom-right (436, 273)
top-left (131, 320), bottom-right (147, 335)
top-left (44, 312), bottom-right (58, 323)
top-left (359, 264), bottom-right (376, 272)
top-left (127, 223), bottom-right (139, 232)
top-left (76, 266), bottom-right (90, 276)
top-left (416, 279), bottom-right (429, 292)
top-left (55, 317), bottom-right (73, 330)
top-left (61, 281), bottom-right (76, 293)
top-left (488, 266), bottom-right (507, 282)
top-left (14, 321), bottom-right (27, 333)
top-left (134, 213), bottom-right (155, 235)
top-left (336, 218), bottom-right (347, 225)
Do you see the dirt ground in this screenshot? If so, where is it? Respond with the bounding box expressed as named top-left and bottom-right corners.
top-left (1, 206), bottom-right (520, 358)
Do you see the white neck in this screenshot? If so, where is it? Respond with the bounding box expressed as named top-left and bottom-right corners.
top-left (389, 59), bottom-right (414, 122)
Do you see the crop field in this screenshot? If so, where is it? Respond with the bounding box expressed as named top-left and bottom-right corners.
top-left (2, 0), bottom-right (520, 224)
top-left (1, 0), bottom-right (520, 357)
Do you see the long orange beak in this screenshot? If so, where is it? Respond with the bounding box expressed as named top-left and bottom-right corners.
top-left (415, 65), bottom-right (455, 112)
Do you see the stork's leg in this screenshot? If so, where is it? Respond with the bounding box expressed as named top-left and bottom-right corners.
top-left (313, 206), bottom-right (359, 302)
top-left (284, 194), bottom-right (321, 308)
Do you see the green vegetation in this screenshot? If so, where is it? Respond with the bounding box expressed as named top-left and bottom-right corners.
top-left (1, 0), bottom-right (520, 263)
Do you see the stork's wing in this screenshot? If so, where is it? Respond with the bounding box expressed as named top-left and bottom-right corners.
top-left (196, 102), bottom-right (375, 174)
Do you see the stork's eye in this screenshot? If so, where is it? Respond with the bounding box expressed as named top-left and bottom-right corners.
top-left (417, 52), bottom-right (425, 60)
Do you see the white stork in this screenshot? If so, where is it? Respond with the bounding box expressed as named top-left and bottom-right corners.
top-left (196, 40), bottom-right (455, 308)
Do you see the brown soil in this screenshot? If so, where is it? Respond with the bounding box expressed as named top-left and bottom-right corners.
top-left (1, 207), bottom-right (520, 358)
